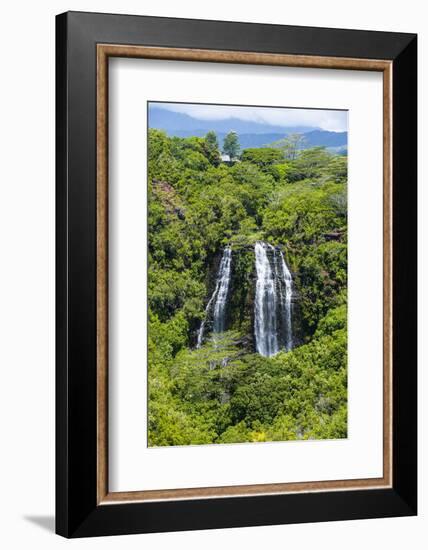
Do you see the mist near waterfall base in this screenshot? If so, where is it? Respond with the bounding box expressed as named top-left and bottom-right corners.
top-left (147, 102), bottom-right (348, 447)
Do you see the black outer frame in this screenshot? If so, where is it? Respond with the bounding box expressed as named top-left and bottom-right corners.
top-left (56, 11), bottom-right (417, 538)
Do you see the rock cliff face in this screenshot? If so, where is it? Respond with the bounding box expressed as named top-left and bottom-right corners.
top-left (228, 245), bottom-right (256, 338)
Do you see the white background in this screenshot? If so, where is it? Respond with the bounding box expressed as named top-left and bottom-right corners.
top-left (109, 60), bottom-right (383, 492)
top-left (0, 0), bottom-right (425, 548)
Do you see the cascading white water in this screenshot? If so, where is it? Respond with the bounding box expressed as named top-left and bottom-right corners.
top-left (196, 246), bottom-right (232, 347)
top-left (196, 291), bottom-right (216, 348)
top-left (277, 249), bottom-right (294, 351)
top-left (254, 242), bottom-right (294, 357)
top-left (254, 242), bottom-right (279, 357)
top-left (212, 247), bottom-right (232, 333)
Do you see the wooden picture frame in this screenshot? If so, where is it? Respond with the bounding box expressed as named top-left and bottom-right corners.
top-left (56, 11), bottom-right (417, 537)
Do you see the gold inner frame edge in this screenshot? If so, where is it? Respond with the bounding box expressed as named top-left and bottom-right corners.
top-left (96, 44), bottom-right (393, 505)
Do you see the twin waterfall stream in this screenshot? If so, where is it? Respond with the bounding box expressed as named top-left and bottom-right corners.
top-left (254, 242), bottom-right (294, 356)
top-left (197, 242), bottom-right (294, 357)
top-left (196, 247), bottom-right (232, 348)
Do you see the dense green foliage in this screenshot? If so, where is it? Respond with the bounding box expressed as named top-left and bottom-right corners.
top-left (147, 128), bottom-right (348, 446)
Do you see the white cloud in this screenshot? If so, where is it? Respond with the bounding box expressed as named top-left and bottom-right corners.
top-left (150, 102), bottom-right (348, 132)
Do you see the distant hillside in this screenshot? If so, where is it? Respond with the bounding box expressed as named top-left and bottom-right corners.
top-left (170, 131), bottom-right (287, 149)
top-left (237, 130), bottom-right (347, 151)
top-left (302, 130), bottom-right (347, 148)
top-left (149, 106), bottom-right (315, 136)
top-left (233, 133), bottom-right (287, 148)
top-left (148, 106), bottom-right (347, 154)
top-left (265, 129), bottom-right (348, 154)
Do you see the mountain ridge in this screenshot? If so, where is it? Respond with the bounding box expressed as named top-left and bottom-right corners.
top-left (148, 107), bottom-right (347, 152)
top-left (149, 106), bottom-right (317, 135)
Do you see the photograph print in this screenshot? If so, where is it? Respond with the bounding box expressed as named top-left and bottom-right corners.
top-left (147, 101), bottom-right (348, 447)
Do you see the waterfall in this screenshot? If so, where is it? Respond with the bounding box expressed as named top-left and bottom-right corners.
top-left (197, 242), bottom-right (293, 355)
top-left (254, 242), bottom-right (279, 357)
top-left (254, 242), bottom-right (294, 357)
top-left (277, 249), bottom-right (294, 351)
top-left (196, 246), bottom-right (232, 347)
top-left (212, 247), bottom-right (232, 332)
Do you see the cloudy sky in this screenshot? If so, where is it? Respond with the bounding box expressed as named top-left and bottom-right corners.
top-left (151, 102), bottom-right (348, 132)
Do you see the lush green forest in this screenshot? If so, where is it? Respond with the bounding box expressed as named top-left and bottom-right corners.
top-left (147, 128), bottom-right (348, 446)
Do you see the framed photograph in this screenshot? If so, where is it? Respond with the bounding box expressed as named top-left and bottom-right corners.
top-left (56, 11), bottom-right (417, 538)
